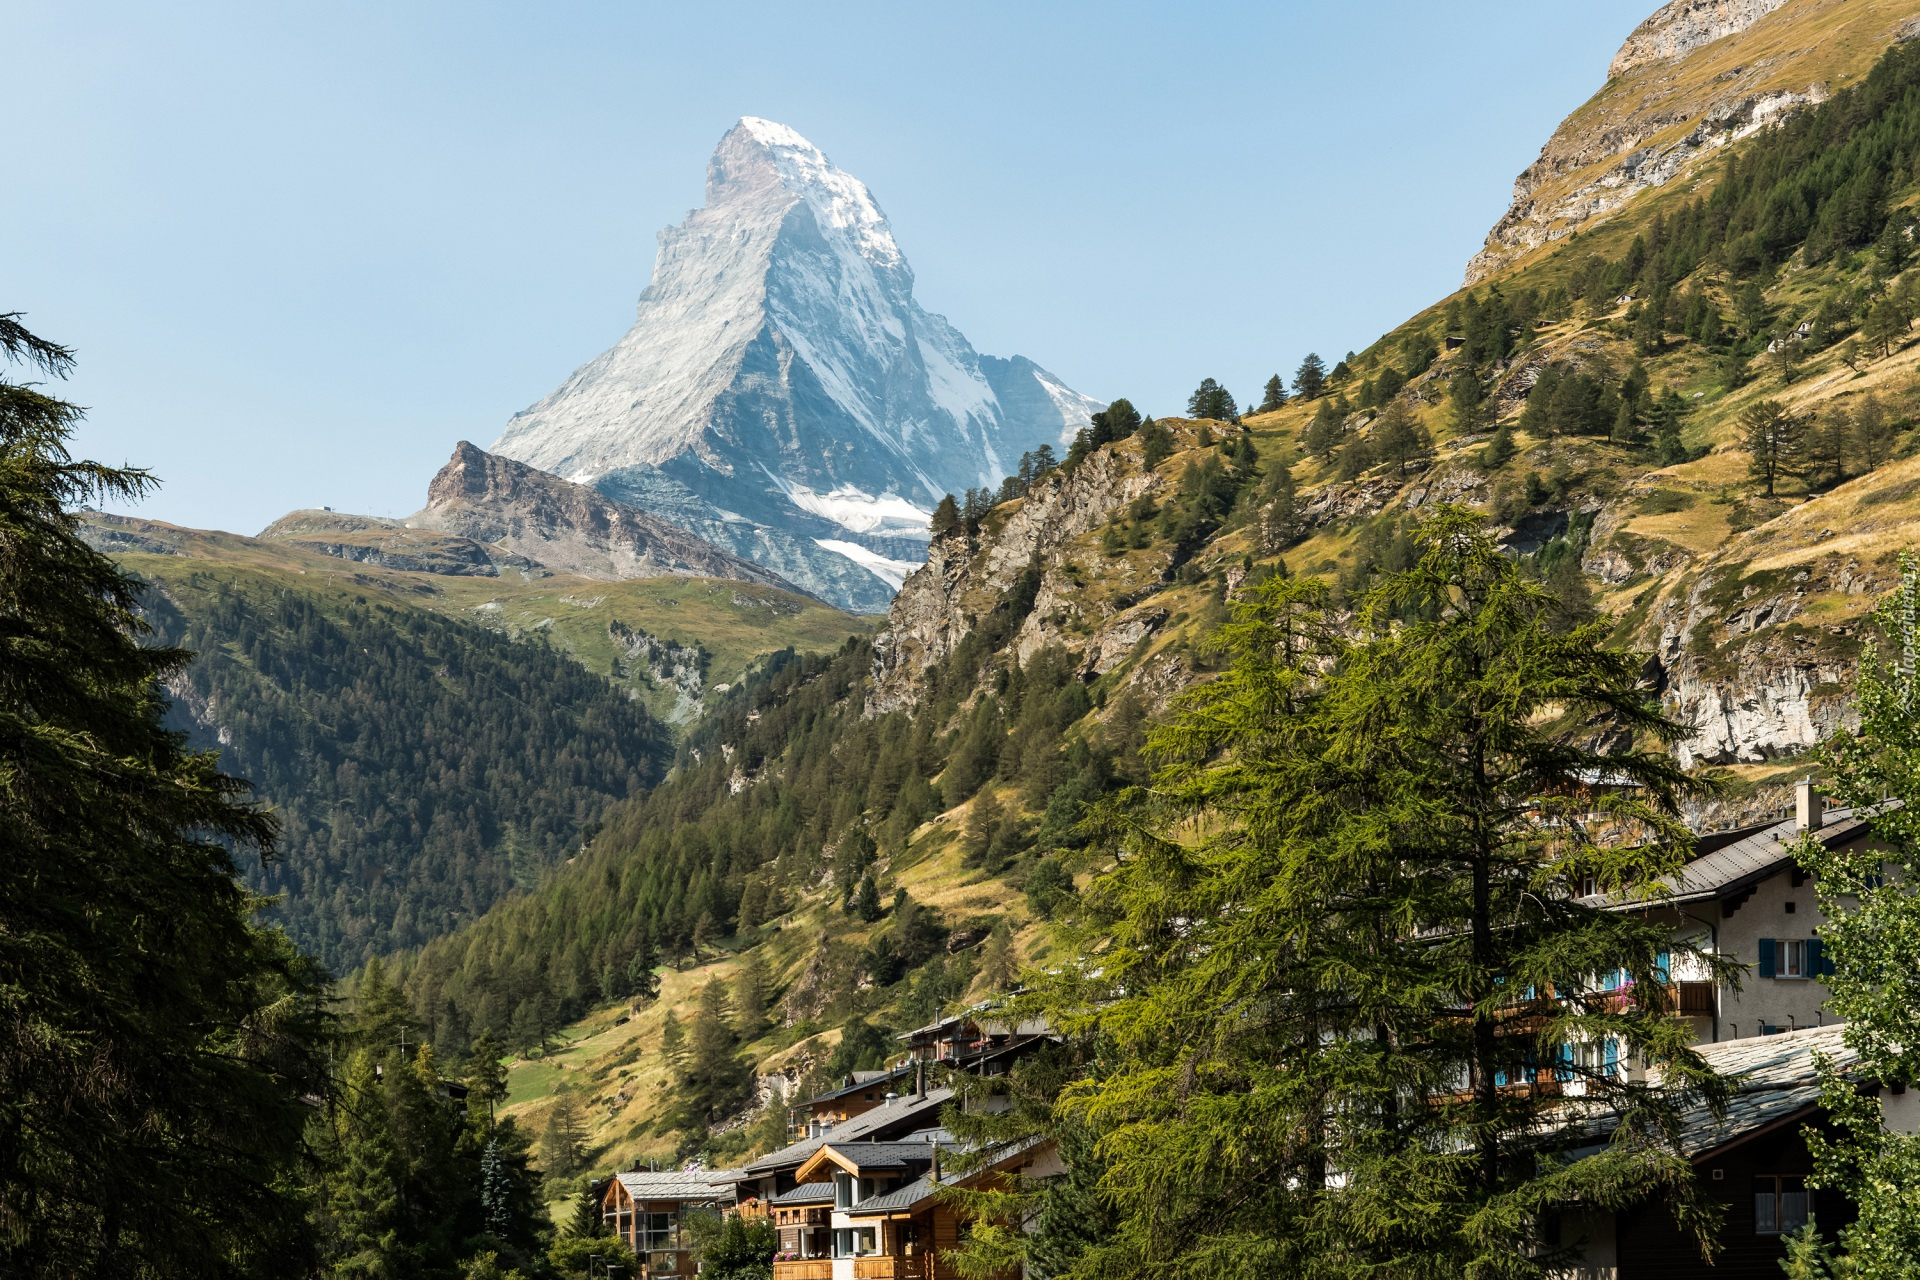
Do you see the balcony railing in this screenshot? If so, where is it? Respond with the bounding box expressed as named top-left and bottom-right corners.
top-left (772, 1261), bottom-right (834, 1280)
top-left (853, 1258), bottom-right (929, 1280)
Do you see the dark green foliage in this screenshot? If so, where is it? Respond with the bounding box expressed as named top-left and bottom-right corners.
top-left (1292, 353), bottom-right (1328, 400)
top-left (692, 1209), bottom-right (777, 1280)
top-left (1371, 400), bottom-right (1433, 474)
top-left (931, 493), bottom-right (961, 535)
top-left (140, 574), bottom-right (667, 972)
top-left (1022, 513), bottom-right (1730, 1277)
top-left (1798, 560), bottom-right (1920, 1275)
top-left (1741, 398), bottom-right (1803, 496)
top-left (563, 1185), bottom-right (610, 1240)
top-left (0, 314), bottom-right (332, 1278)
top-left (1302, 398), bottom-right (1345, 461)
top-left (1480, 423), bottom-right (1517, 469)
top-left (1258, 374), bottom-right (1287, 412)
top-left (1186, 377), bottom-right (1238, 421)
top-left (1024, 1123), bottom-right (1119, 1279)
top-left (1258, 458), bottom-right (1301, 553)
top-left (1334, 431), bottom-right (1376, 480)
top-left (672, 979), bottom-right (752, 1130)
top-left (1138, 418), bottom-right (1174, 470)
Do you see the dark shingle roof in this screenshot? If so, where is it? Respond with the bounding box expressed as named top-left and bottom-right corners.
top-left (808, 1141), bottom-right (939, 1175)
top-left (768, 1182), bottom-right (835, 1206)
top-left (1676, 1024), bottom-right (1855, 1158)
top-left (843, 1173), bottom-right (936, 1216)
top-left (729, 1089), bottom-right (953, 1180)
top-left (1590, 805), bottom-right (1888, 909)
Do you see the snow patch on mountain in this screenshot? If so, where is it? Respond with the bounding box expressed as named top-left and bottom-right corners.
top-left (784, 483), bottom-right (932, 538)
top-left (814, 539), bottom-right (920, 591)
top-left (490, 116), bottom-right (1099, 612)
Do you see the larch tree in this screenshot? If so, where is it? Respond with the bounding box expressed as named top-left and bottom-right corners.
top-left (1017, 508), bottom-right (1731, 1279)
top-left (1741, 399), bottom-right (1802, 497)
top-left (1259, 374), bottom-right (1288, 413)
top-left (1293, 353), bottom-right (1329, 400)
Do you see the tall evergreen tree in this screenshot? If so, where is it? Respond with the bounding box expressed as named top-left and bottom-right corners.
top-left (1186, 378), bottom-right (1238, 421)
top-left (0, 313), bottom-right (330, 1277)
top-left (1292, 353), bottom-right (1329, 400)
top-left (1258, 374), bottom-right (1288, 413)
top-left (1027, 509), bottom-right (1729, 1277)
top-left (1741, 398), bottom-right (1803, 496)
top-left (675, 979), bottom-right (752, 1129)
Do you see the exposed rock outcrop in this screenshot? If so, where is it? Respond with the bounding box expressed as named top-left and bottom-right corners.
top-left (1609, 0), bottom-right (1792, 79)
top-left (869, 434), bottom-right (1172, 713)
top-left (406, 442), bottom-right (802, 591)
top-left (1460, 0), bottom-right (1919, 283)
top-left (259, 509), bottom-right (541, 577)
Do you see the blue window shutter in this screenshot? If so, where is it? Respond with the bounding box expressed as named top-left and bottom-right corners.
top-left (1656, 949), bottom-right (1671, 982)
top-left (1759, 937), bottom-right (1777, 979)
top-left (1808, 938), bottom-right (1826, 978)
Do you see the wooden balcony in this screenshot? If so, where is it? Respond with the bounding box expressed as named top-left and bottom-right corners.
top-left (773, 1261), bottom-right (833, 1280)
top-left (853, 1258), bottom-right (929, 1279)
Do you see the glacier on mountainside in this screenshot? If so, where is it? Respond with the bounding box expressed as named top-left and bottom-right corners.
top-left (492, 116), bottom-right (1101, 612)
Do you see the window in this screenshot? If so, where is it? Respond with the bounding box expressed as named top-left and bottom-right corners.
top-left (832, 1228), bottom-right (877, 1257)
top-left (641, 1212), bottom-right (674, 1250)
top-left (1754, 1175), bottom-right (1808, 1236)
top-left (834, 1173), bottom-right (853, 1209)
top-left (1759, 938), bottom-right (1828, 979)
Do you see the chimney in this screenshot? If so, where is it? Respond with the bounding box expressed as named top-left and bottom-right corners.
top-left (1797, 778), bottom-right (1824, 832)
top-left (930, 1140), bottom-right (942, 1184)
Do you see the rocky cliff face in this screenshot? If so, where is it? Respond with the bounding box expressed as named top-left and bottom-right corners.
top-left (870, 425), bottom-right (1226, 714)
top-left (492, 117), bottom-right (1101, 611)
top-left (1461, 0), bottom-right (1920, 284)
top-left (405, 442), bottom-right (801, 590)
top-left (1609, 0), bottom-right (1792, 78)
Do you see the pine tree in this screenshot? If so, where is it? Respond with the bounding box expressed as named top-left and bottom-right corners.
top-left (481, 1140), bottom-right (518, 1240)
top-left (1741, 398), bottom-right (1802, 496)
top-left (0, 313), bottom-right (330, 1277)
top-left (660, 1009), bottom-right (687, 1074)
top-left (1187, 378), bottom-right (1237, 421)
top-left (1258, 461), bottom-right (1300, 554)
top-left (676, 979), bottom-right (752, 1129)
top-left (626, 926), bottom-right (661, 1002)
top-left (734, 949), bottom-right (773, 1042)
top-left (466, 1033), bottom-right (510, 1126)
top-left (980, 920), bottom-right (1019, 993)
top-left (1292, 353), bottom-right (1328, 400)
top-left (1302, 399), bottom-right (1344, 462)
top-left (930, 494), bottom-right (961, 536)
top-left (1035, 510), bottom-right (1729, 1276)
top-left (853, 874), bottom-right (882, 922)
top-left (1371, 401), bottom-right (1430, 474)
top-left (1479, 423), bottom-right (1516, 470)
top-left (540, 1092), bottom-right (589, 1178)
top-left (1258, 374), bottom-right (1288, 413)
top-left (1138, 418), bottom-right (1174, 470)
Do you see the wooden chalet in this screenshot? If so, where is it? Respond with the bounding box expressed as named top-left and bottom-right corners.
top-left (766, 1132), bottom-right (1059, 1280)
top-left (897, 1010), bottom-right (1053, 1075)
top-left (597, 1168), bottom-right (728, 1277)
top-left (792, 1062), bottom-right (923, 1140)
top-left (727, 1087), bottom-right (954, 1208)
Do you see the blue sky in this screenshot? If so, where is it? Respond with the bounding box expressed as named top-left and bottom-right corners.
top-left (5, 0), bottom-right (1650, 533)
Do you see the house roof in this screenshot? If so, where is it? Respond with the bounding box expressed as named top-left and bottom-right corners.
top-left (1589, 805), bottom-right (1887, 910)
top-left (839, 1134), bottom-right (1056, 1219)
top-left (1673, 1024), bottom-right (1856, 1159)
top-left (728, 1089), bottom-right (953, 1181)
top-left (613, 1169), bottom-right (730, 1202)
top-left (767, 1181), bottom-right (836, 1206)
top-left (795, 1139), bottom-right (943, 1183)
top-left (803, 1062), bottom-right (917, 1106)
top-left (842, 1173), bottom-right (937, 1216)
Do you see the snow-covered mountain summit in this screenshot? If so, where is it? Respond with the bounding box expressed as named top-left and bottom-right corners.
top-left (491, 116), bottom-right (1101, 612)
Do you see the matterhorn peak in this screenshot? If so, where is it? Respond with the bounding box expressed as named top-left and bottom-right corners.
top-left (492, 118), bottom-right (1098, 613)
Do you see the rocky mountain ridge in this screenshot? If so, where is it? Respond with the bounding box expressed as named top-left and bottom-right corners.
top-left (1463, 0), bottom-right (1918, 284)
